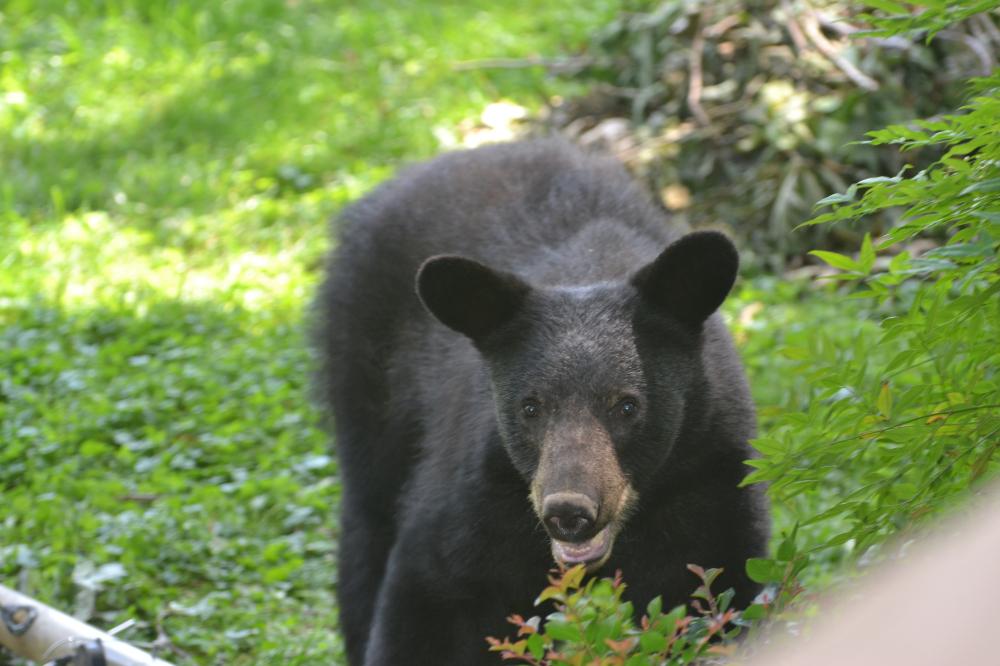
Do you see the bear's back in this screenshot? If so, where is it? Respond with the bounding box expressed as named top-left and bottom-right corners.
top-left (313, 141), bottom-right (678, 408)
top-left (333, 140), bottom-right (672, 291)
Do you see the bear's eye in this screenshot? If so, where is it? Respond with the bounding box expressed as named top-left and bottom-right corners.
top-left (616, 398), bottom-right (639, 418)
top-left (522, 400), bottom-right (541, 418)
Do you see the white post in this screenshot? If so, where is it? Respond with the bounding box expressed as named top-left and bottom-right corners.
top-left (0, 584), bottom-right (175, 665)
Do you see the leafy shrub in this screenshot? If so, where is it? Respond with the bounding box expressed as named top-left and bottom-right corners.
top-left (487, 565), bottom-right (759, 665)
top-left (748, 0), bottom-right (1000, 561)
top-left (487, 532), bottom-right (808, 665)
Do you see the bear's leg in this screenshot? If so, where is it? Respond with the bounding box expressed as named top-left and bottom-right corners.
top-left (330, 355), bottom-right (418, 662)
top-left (334, 421), bottom-right (414, 662)
top-left (363, 548), bottom-right (504, 666)
top-left (337, 491), bottom-right (397, 664)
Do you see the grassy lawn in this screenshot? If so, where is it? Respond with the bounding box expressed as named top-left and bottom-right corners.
top-left (0, 1), bottom-right (621, 662)
top-left (1, 1), bottom-right (849, 663)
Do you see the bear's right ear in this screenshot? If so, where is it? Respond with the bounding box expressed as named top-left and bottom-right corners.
top-left (416, 255), bottom-right (531, 345)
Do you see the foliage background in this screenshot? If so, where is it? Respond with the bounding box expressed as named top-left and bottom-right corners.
top-left (546, 0), bottom-right (998, 270)
top-left (1, 1), bottom-right (997, 664)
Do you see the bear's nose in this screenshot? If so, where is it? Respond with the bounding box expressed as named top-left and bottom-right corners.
top-left (542, 492), bottom-right (598, 543)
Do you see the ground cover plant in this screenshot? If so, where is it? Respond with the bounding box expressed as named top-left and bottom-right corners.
top-left (2, 0), bottom-right (996, 664)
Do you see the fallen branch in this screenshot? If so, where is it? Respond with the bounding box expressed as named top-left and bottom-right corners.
top-left (800, 9), bottom-right (880, 91)
top-left (937, 28), bottom-right (995, 75)
top-left (781, 0), bottom-right (810, 55)
top-left (687, 12), bottom-right (711, 126)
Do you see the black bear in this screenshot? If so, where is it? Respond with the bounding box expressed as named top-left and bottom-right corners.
top-left (312, 139), bottom-right (770, 665)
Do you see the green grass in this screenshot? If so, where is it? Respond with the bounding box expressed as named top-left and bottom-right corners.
top-left (1, 1), bottom-right (849, 663)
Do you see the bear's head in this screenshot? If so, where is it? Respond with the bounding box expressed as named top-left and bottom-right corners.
top-left (416, 231), bottom-right (739, 571)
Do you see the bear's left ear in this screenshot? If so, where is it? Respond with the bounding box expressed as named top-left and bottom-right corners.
top-left (631, 231), bottom-right (739, 325)
top-left (416, 255), bottom-right (531, 345)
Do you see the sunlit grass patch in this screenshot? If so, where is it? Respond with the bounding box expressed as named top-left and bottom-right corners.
top-left (5, 209), bottom-right (325, 314)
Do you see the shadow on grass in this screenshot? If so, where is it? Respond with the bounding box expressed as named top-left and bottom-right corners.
top-left (1, 295), bottom-right (342, 663)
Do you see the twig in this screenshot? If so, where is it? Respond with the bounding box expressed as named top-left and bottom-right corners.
top-left (704, 14), bottom-right (741, 39)
top-left (974, 13), bottom-right (1000, 49)
top-left (936, 29), bottom-right (995, 76)
top-left (687, 12), bottom-right (711, 126)
top-left (781, 0), bottom-right (809, 56)
top-left (117, 493), bottom-right (161, 503)
top-left (800, 9), bottom-right (879, 91)
top-left (815, 10), bottom-right (913, 51)
top-left (451, 55), bottom-right (596, 73)
top-left (148, 606), bottom-right (195, 663)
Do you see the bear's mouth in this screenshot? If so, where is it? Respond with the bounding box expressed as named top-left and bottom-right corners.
top-left (550, 525), bottom-right (613, 572)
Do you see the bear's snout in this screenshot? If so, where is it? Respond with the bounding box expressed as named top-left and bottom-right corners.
top-left (531, 417), bottom-right (635, 571)
top-left (542, 492), bottom-right (598, 543)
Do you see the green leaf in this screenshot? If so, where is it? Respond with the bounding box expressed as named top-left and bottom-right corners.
top-left (535, 585), bottom-right (563, 605)
top-left (823, 531), bottom-right (856, 548)
top-left (701, 567), bottom-right (723, 588)
top-left (745, 558), bottom-right (784, 584)
top-left (639, 630), bottom-right (667, 653)
top-left (776, 535), bottom-right (797, 562)
top-left (814, 185), bottom-right (858, 207)
top-left (857, 174), bottom-right (906, 186)
top-left (859, 233), bottom-right (876, 274)
top-left (971, 210), bottom-right (1000, 223)
top-left (562, 564), bottom-right (587, 590)
top-left (864, 0), bottom-right (909, 13)
top-left (961, 178), bottom-right (1000, 195)
top-left (526, 632), bottom-right (545, 659)
top-left (876, 382), bottom-right (893, 418)
top-left (545, 620), bottom-right (583, 643)
top-left (741, 604), bottom-right (766, 621)
top-left (888, 250), bottom-right (912, 273)
top-left (810, 250), bottom-right (862, 273)
top-left (646, 595), bottom-right (662, 619)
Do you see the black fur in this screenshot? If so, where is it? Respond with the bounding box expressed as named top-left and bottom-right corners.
top-left (312, 140), bottom-right (770, 665)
